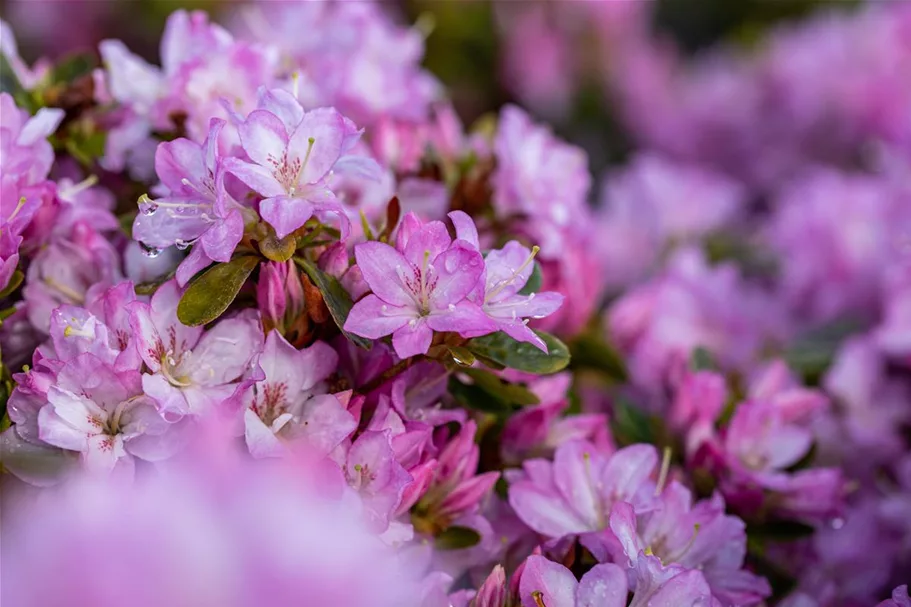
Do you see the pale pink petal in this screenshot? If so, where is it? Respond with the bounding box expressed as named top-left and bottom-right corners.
top-left (223, 157), bottom-right (286, 198)
top-left (189, 310), bottom-right (263, 385)
top-left (344, 295), bottom-right (413, 340)
top-left (519, 555), bottom-right (577, 607)
top-left (296, 394), bottom-right (358, 455)
top-left (577, 563), bottom-right (628, 607)
top-left (354, 241), bottom-right (416, 307)
top-left (244, 408), bottom-right (286, 458)
top-left (239, 109), bottom-right (290, 168)
top-left (509, 482), bottom-right (591, 538)
top-left (392, 319), bottom-right (433, 358)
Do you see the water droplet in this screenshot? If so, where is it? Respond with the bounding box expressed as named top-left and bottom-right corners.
top-left (830, 517), bottom-right (845, 530)
top-left (448, 304), bottom-right (455, 311)
top-left (175, 239), bottom-right (191, 251)
top-left (139, 243), bottom-right (163, 258)
top-left (444, 256), bottom-right (459, 273)
top-left (139, 201), bottom-right (159, 216)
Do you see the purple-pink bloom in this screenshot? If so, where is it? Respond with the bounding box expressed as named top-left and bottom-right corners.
top-left (508, 440), bottom-right (657, 559)
top-left (129, 280), bottom-right (263, 419)
top-left (518, 555), bottom-right (628, 607)
top-left (449, 211), bottom-right (563, 351)
top-left (492, 105), bottom-right (591, 252)
top-left (134, 118), bottom-right (247, 283)
top-left (879, 585), bottom-right (911, 607)
top-left (33, 353), bottom-right (170, 474)
top-left (341, 429), bottom-right (413, 533)
top-left (243, 330), bottom-right (356, 458)
top-left (609, 483), bottom-right (771, 606)
top-left (344, 213), bottom-right (494, 358)
top-left (225, 89), bottom-right (371, 239)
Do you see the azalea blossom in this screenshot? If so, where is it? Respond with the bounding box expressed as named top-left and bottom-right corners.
top-left (344, 212), bottom-right (494, 358)
top-left (243, 330), bottom-right (356, 458)
top-left (129, 280), bottom-right (264, 419)
top-left (225, 88), bottom-right (375, 240)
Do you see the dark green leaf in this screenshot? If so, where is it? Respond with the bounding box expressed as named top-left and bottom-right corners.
top-left (450, 377), bottom-right (510, 414)
top-left (517, 262), bottom-right (542, 296)
top-left (747, 520), bottom-right (816, 541)
top-left (462, 368), bottom-right (540, 406)
top-left (435, 526), bottom-right (481, 550)
top-left (466, 330), bottom-right (570, 374)
top-left (0, 306), bottom-right (16, 322)
top-left (569, 332), bottom-right (628, 381)
top-left (610, 397), bottom-right (655, 446)
top-left (50, 53), bottom-right (95, 84)
top-left (785, 443), bottom-right (817, 472)
top-left (690, 346), bottom-right (717, 371)
top-left (177, 256), bottom-right (259, 326)
top-left (134, 270), bottom-right (177, 296)
top-left (783, 318), bottom-right (863, 384)
top-left (0, 53), bottom-right (25, 97)
top-left (294, 257), bottom-right (371, 349)
top-left (0, 270), bottom-right (24, 298)
top-left (447, 346), bottom-right (476, 367)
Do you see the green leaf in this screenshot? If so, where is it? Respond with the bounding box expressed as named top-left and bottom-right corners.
top-left (517, 262), bottom-right (542, 296)
top-left (690, 346), bottom-right (718, 371)
top-left (610, 397), bottom-right (655, 447)
top-left (447, 346), bottom-right (476, 367)
top-left (466, 330), bottom-right (570, 374)
top-left (783, 318), bottom-right (862, 384)
top-left (435, 526), bottom-right (481, 550)
top-left (462, 368), bottom-right (540, 405)
top-left (294, 257), bottom-right (371, 349)
top-left (569, 332), bottom-right (627, 381)
top-left (50, 53), bottom-right (95, 84)
top-left (134, 270), bottom-right (177, 296)
top-left (747, 520), bottom-right (816, 541)
top-left (0, 270), bottom-right (24, 298)
top-left (0, 53), bottom-right (26, 97)
top-left (450, 377), bottom-right (510, 414)
top-left (177, 256), bottom-right (259, 326)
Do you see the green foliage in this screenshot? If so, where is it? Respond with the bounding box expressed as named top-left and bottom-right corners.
top-left (517, 262), bottom-right (542, 296)
top-left (294, 257), bottom-right (371, 349)
top-left (177, 256), bottom-right (259, 326)
top-left (466, 330), bottom-right (570, 374)
top-left (434, 525), bottom-right (481, 550)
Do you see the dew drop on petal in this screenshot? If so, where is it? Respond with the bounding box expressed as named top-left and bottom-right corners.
top-left (444, 255), bottom-right (459, 273)
top-left (175, 239), bottom-right (191, 251)
top-left (139, 201), bottom-right (159, 216)
top-left (139, 243), bottom-right (163, 258)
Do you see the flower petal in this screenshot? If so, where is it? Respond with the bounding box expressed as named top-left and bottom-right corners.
top-left (392, 319), bottom-right (433, 359)
top-left (344, 295), bottom-right (412, 340)
top-left (354, 241), bottom-right (416, 307)
top-left (519, 555), bottom-right (577, 607)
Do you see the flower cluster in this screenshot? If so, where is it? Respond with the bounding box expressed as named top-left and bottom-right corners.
top-left (1, 2), bottom-right (910, 606)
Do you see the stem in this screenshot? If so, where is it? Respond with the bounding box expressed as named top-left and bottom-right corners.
top-left (358, 356), bottom-right (420, 395)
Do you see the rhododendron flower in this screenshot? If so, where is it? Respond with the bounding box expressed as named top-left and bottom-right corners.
top-left (243, 330), bottom-right (356, 458)
top-left (130, 280), bottom-right (263, 418)
top-left (449, 211), bottom-right (563, 351)
top-left (344, 213), bottom-right (494, 358)
top-left (0, 93), bottom-right (64, 187)
top-left (340, 429), bottom-right (412, 532)
top-left (508, 440), bottom-right (657, 558)
top-left (226, 89), bottom-right (373, 239)
top-left (33, 353), bottom-right (170, 474)
top-left (133, 118), bottom-right (246, 283)
top-left (22, 222), bottom-right (122, 333)
top-left (519, 555), bottom-right (628, 607)
top-left (609, 485), bottom-right (771, 606)
top-left (879, 586), bottom-right (911, 607)
top-left (492, 105), bottom-right (590, 251)
top-left (49, 281), bottom-right (141, 372)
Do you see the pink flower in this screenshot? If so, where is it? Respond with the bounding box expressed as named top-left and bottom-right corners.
top-left (879, 586), bottom-right (911, 607)
top-left (133, 118), bottom-right (246, 284)
top-left (130, 280), bottom-right (263, 419)
top-left (34, 353), bottom-right (171, 474)
top-left (341, 429), bottom-right (412, 533)
top-left (49, 281), bottom-right (142, 372)
top-left (492, 105), bottom-right (591, 252)
top-left (243, 330), bottom-right (356, 458)
top-left (450, 211), bottom-right (563, 351)
top-left (609, 484), bottom-right (771, 606)
top-left (225, 89), bottom-right (373, 239)
top-left (519, 555), bottom-right (628, 607)
top-left (507, 440), bottom-right (657, 559)
top-left (344, 213), bottom-right (494, 358)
